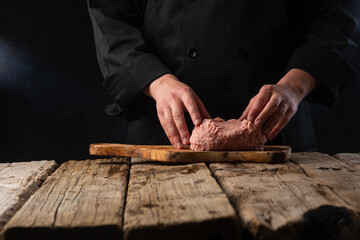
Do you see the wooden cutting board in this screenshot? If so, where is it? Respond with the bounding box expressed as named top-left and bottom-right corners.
top-left (89, 143), bottom-right (291, 163)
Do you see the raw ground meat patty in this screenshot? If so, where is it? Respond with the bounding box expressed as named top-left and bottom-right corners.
top-left (190, 117), bottom-right (267, 151)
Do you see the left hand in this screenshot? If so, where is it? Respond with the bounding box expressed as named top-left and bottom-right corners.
top-left (240, 69), bottom-right (318, 140)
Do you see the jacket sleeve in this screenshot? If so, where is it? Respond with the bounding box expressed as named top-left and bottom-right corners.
top-left (287, 0), bottom-right (360, 107)
top-left (88, 0), bottom-right (171, 114)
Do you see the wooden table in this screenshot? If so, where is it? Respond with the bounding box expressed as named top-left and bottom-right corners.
top-left (0, 153), bottom-right (359, 240)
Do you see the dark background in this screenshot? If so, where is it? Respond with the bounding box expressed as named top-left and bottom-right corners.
top-left (1, 1), bottom-right (359, 163)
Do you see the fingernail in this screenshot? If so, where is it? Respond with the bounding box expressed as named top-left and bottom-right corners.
top-left (194, 119), bottom-right (201, 125)
top-left (176, 142), bottom-right (183, 149)
top-left (255, 119), bottom-right (261, 126)
top-left (182, 138), bottom-right (189, 145)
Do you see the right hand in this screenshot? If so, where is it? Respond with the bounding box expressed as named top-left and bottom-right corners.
top-left (143, 74), bottom-right (211, 149)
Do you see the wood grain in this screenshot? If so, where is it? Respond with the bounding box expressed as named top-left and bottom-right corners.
top-left (90, 143), bottom-right (291, 163)
top-left (0, 161), bottom-right (57, 233)
top-left (3, 158), bottom-right (129, 240)
top-left (333, 153), bottom-right (360, 171)
top-left (123, 162), bottom-right (240, 240)
top-left (209, 152), bottom-right (360, 240)
top-left (291, 152), bottom-right (360, 211)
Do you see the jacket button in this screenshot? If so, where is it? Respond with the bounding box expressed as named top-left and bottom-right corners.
top-left (237, 49), bottom-right (248, 59)
top-left (187, 48), bottom-right (198, 59)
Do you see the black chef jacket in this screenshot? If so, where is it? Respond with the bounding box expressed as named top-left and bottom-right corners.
top-left (88, 0), bottom-right (360, 151)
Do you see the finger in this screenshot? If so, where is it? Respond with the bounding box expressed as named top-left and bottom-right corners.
top-left (263, 103), bottom-right (288, 139)
top-left (195, 95), bottom-right (211, 119)
top-left (182, 94), bottom-right (202, 126)
top-left (161, 107), bottom-right (183, 149)
top-left (170, 101), bottom-right (190, 145)
top-left (239, 98), bottom-right (254, 120)
top-left (247, 91), bottom-right (272, 122)
top-left (268, 108), bottom-right (297, 140)
top-left (254, 94), bottom-right (281, 127)
top-left (157, 110), bottom-right (174, 146)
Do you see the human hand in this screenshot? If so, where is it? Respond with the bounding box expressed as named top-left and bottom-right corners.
top-left (143, 74), bottom-right (211, 149)
top-left (240, 69), bottom-right (318, 140)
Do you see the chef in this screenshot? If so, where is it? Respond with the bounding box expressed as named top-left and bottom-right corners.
top-left (88, 0), bottom-right (360, 151)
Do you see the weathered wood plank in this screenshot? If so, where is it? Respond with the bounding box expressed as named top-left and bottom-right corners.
top-left (0, 161), bottom-right (57, 233)
top-left (333, 153), bottom-right (360, 171)
top-left (292, 152), bottom-right (360, 211)
top-left (3, 158), bottom-right (129, 240)
top-left (123, 161), bottom-right (240, 240)
top-left (210, 153), bottom-right (360, 240)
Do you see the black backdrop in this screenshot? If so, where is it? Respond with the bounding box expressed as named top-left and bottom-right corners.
top-left (1, 1), bottom-right (360, 163)
top-left (0, 0), bottom-right (126, 162)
